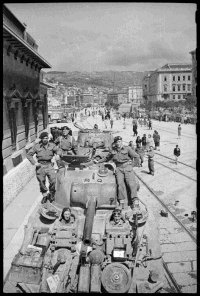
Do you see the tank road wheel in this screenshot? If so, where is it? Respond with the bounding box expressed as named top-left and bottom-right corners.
top-left (101, 263), bottom-right (131, 293)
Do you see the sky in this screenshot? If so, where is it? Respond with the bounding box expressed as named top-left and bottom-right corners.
top-left (5, 3), bottom-right (197, 73)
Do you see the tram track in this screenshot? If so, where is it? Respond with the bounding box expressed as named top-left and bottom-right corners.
top-left (136, 172), bottom-right (196, 244)
top-left (136, 172), bottom-right (197, 293)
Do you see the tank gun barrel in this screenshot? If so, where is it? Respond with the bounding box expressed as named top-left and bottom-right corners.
top-left (83, 197), bottom-right (96, 246)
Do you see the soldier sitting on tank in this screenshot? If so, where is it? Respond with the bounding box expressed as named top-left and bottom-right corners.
top-left (94, 136), bottom-right (140, 209)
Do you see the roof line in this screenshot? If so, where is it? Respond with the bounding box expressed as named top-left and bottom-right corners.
top-left (3, 23), bottom-right (51, 68)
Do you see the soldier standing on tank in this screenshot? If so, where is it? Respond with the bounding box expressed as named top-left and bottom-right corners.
top-left (146, 146), bottom-right (155, 176)
top-left (27, 132), bottom-right (59, 204)
top-left (94, 136), bottom-right (140, 209)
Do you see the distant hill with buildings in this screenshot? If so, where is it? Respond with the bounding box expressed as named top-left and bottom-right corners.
top-left (44, 71), bottom-right (146, 89)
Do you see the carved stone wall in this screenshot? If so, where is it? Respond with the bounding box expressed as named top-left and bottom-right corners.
top-left (3, 45), bottom-right (43, 173)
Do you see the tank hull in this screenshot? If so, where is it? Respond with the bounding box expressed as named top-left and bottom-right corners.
top-left (4, 158), bottom-right (165, 293)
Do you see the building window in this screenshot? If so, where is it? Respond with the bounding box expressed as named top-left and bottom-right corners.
top-left (188, 75), bottom-right (190, 80)
top-left (172, 85), bottom-right (176, 92)
top-left (183, 76), bottom-right (185, 81)
top-left (187, 84), bottom-right (191, 91)
top-left (178, 85), bottom-right (181, 91)
top-left (173, 76), bottom-right (175, 81)
top-left (183, 84), bottom-right (186, 91)
top-left (178, 95), bottom-right (181, 100)
top-left (173, 95), bottom-right (176, 100)
top-left (164, 85), bottom-right (167, 92)
top-left (178, 76), bottom-right (180, 81)
top-left (164, 76), bottom-right (167, 81)
top-left (183, 94), bottom-right (186, 100)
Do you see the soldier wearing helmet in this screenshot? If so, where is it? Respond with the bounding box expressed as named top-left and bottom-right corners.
top-left (27, 132), bottom-right (59, 203)
top-left (94, 136), bottom-right (140, 209)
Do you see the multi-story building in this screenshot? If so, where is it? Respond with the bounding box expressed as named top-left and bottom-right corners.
top-left (118, 91), bottom-right (128, 104)
top-left (3, 4), bottom-right (51, 208)
top-left (82, 92), bottom-right (94, 106)
top-left (146, 63), bottom-right (192, 102)
top-left (142, 72), bottom-right (153, 102)
top-left (128, 85), bottom-right (143, 106)
top-left (190, 50), bottom-right (197, 99)
top-left (3, 4), bottom-right (51, 174)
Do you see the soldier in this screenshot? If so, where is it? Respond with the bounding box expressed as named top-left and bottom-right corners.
top-left (27, 132), bottom-right (58, 204)
top-left (55, 126), bottom-right (78, 156)
top-left (146, 146), bottom-right (155, 176)
top-left (94, 136), bottom-right (140, 209)
top-left (58, 207), bottom-right (75, 225)
top-left (109, 208), bottom-right (126, 226)
top-left (55, 126), bottom-right (78, 168)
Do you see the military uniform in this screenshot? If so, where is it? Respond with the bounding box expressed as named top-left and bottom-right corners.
top-left (146, 150), bottom-right (155, 175)
top-left (109, 219), bottom-right (125, 227)
top-left (27, 142), bottom-right (58, 197)
top-left (98, 145), bottom-right (139, 203)
top-left (55, 135), bottom-right (78, 156)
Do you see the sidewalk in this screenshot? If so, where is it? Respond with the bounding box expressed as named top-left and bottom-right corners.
top-left (3, 175), bottom-right (42, 279)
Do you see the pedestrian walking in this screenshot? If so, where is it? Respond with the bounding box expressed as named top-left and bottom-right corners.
top-left (102, 113), bottom-right (105, 121)
top-left (142, 134), bottom-right (147, 150)
top-left (136, 136), bottom-right (142, 148)
top-left (174, 144), bottom-right (181, 164)
top-left (146, 146), bottom-right (155, 175)
top-left (178, 124), bottom-right (182, 139)
top-left (135, 146), bottom-right (145, 167)
top-left (94, 136), bottom-right (140, 209)
top-left (153, 130), bottom-right (160, 151)
top-left (140, 118), bottom-right (143, 128)
top-left (110, 118), bottom-right (114, 129)
top-left (146, 134), bottom-right (154, 151)
top-left (133, 123), bottom-right (138, 136)
top-left (27, 132), bottom-right (59, 203)
top-left (104, 118), bottom-right (109, 129)
top-left (148, 119), bottom-right (152, 130)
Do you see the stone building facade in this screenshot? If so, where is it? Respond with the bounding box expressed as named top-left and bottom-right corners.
top-left (145, 63), bottom-right (192, 102)
top-left (3, 4), bottom-right (51, 208)
top-left (128, 85), bottom-right (143, 106)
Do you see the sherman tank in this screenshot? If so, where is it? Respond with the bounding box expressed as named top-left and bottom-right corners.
top-left (4, 155), bottom-right (165, 293)
top-left (74, 122), bottom-right (114, 160)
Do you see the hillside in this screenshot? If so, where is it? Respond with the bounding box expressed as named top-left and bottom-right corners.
top-left (44, 71), bottom-right (147, 89)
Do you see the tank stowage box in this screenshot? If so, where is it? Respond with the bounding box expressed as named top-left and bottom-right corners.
top-left (10, 253), bottom-right (43, 285)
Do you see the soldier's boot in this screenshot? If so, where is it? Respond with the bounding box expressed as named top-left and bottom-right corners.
top-left (119, 200), bottom-right (124, 209)
top-left (41, 193), bottom-right (48, 204)
top-left (48, 192), bottom-right (55, 203)
top-left (131, 198), bottom-right (140, 209)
